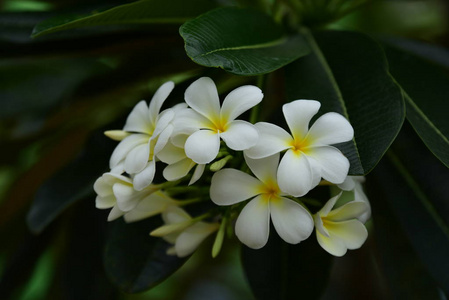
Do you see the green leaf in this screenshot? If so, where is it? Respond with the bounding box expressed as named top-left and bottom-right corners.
top-left (32, 0), bottom-right (217, 38)
top-left (384, 44), bottom-right (449, 167)
top-left (241, 231), bottom-right (332, 300)
top-left (369, 126), bottom-right (449, 295)
top-left (180, 7), bottom-right (310, 76)
top-left (26, 131), bottom-right (115, 233)
top-left (104, 217), bottom-right (188, 293)
top-left (285, 30), bottom-right (404, 175)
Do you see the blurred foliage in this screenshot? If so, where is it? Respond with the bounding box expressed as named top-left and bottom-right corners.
top-left (0, 0), bottom-right (448, 299)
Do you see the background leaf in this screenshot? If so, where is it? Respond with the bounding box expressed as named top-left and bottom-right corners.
top-left (104, 217), bottom-right (188, 293)
top-left (285, 30), bottom-right (404, 175)
top-left (180, 7), bottom-right (310, 75)
top-left (368, 124), bottom-right (449, 295)
top-left (26, 130), bottom-right (115, 233)
top-left (241, 229), bottom-right (332, 300)
top-left (384, 44), bottom-right (449, 167)
top-left (32, 0), bottom-right (217, 38)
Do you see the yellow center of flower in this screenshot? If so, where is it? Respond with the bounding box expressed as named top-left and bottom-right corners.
top-left (290, 137), bottom-right (312, 155)
top-left (259, 179), bottom-right (281, 203)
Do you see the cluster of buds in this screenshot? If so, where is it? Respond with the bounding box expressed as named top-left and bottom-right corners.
top-left (94, 77), bottom-right (371, 258)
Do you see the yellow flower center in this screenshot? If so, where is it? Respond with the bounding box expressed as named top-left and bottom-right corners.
top-left (289, 137), bottom-right (312, 155)
top-left (259, 179), bottom-right (281, 203)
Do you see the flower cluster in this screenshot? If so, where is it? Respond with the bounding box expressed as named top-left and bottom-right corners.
top-left (94, 77), bottom-right (371, 258)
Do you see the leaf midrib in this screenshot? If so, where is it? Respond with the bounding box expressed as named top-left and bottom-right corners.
top-left (193, 36), bottom-right (288, 58)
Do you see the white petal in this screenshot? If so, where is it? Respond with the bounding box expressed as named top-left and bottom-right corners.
top-left (283, 100), bottom-right (320, 141)
top-left (189, 164), bottom-right (205, 185)
top-left (109, 134), bottom-right (148, 169)
top-left (157, 142), bottom-right (186, 164)
top-left (319, 193), bottom-right (341, 217)
top-left (93, 176), bottom-right (112, 197)
top-left (133, 161), bottom-right (156, 191)
top-left (172, 108), bottom-right (215, 135)
top-left (175, 222), bottom-right (218, 257)
top-left (112, 182), bottom-right (140, 212)
top-left (327, 201), bottom-right (369, 221)
top-left (220, 120), bottom-right (259, 151)
top-left (184, 130), bottom-right (220, 164)
top-left (220, 85), bottom-right (263, 122)
top-left (210, 169), bottom-right (261, 206)
top-left (185, 77), bottom-right (220, 121)
top-left (163, 158), bottom-right (196, 181)
top-left (152, 109), bottom-right (174, 138)
top-left (96, 195), bottom-right (116, 209)
top-left (124, 142), bottom-right (150, 174)
top-left (153, 124), bottom-right (173, 155)
top-left (316, 228), bottom-right (347, 257)
top-left (107, 205), bottom-right (125, 221)
top-left (326, 219), bottom-right (368, 250)
top-left (354, 184), bottom-right (371, 223)
top-left (244, 153), bottom-right (279, 184)
top-left (235, 195), bottom-right (270, 249)
top-left (270, 197), bottom-right (314, 244)
top-left (123, 101), bottom-right (151, 133)
top-left (124, 192), bottom-right (175, 223)
top-left (337, 176), bottom-right (356, 191)
top-left (162, 206), bottom-right (191, 224)
top-left (148, 81), bottom-right (175, 125)
top-left (277, 150), bottom-right (313, 197)
top-left (307, 112), bottom-right (354, 145)
top-left (307, 156), bottom-right (322, 189)
top-left (306, 146), bottom-right (349, 184)
top-left (313, 213), bottom-right (329, 237)
top-left (244, 122), bottom-right (292, 159)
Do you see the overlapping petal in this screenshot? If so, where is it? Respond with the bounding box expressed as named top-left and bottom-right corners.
top-left (244, 122), bottom-right (291, 159)
top-left (306, 146), bottom-right (349, 184)
top-left (175, 222), bottom-right (218, 257)
top-left (210, 169), bottom-right (261, 205)
top-left (277, 150), bottom-right (313, 197)
top-left (270, 197), bottom-right (314, 244)
top-left (306, 112), bottom-right (354, 145)
top-left (148, 81), bottom-right (175, 126)
top-left (123, 101), bottom-right (151, 133)
top-left (220, 85), bottom-right (263, 122)
top-left (244, 153), bottom-right (279, 184)
top-left (109, 134), bottom-right (148, 169)
top-left (185, 130), bottom-right (220, 164)
top-left (219, 120), bottom-right (258, 151)
top-left (185, 77), bottom-right (220, 121)
top-left (133, 160), bottom-right (156, 191)
top-left (124, 192), bottom-right (175, 223)
top-left (325, 220), bottom-right (368, 250)
top-left (235, 195), bottom-right (270, 249)
top-left (163, 158), bottom-right (196, 182)
top-left (283, 100), bottom-right (320, 141)
top-left (124, 142), bottom-right (150, 174)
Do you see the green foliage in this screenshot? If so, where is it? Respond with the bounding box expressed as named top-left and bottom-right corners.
top-left (180, 7), bottom-right (311, 75)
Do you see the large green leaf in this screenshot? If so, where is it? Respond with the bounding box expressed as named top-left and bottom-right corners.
top-left (104, 217), bottom-right (188, 293)
top-left (285, 30), bottom-right (405, 175)
top-left (369, 126), bottom-right (449, 295)
top-left (26, 130), bottom-right (115, 233)
top-left (32, 0), bottom-right (216, 38)
top-left (241, 230), bottom-right (332, 300)
top-left (384, 44), bottom-right (449, 167)
top-left (180, 7), bottom-right (310, 76)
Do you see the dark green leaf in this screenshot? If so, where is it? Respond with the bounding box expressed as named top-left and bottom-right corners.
top-left (26, 130), bottom-right (115, 233)
top-left (369, 126), bottom-right (449, 295)
top-left (368, 173), bottom-right (444, 299)
top-left (384, 44), bottom-right (449, 167)
top-left (32, 0), bottom-right (216, 38)
top-left (241, 230), bottom-right (332, 300)
top-left (285, 30), bottom-right (404, 175)
top-left (104, 217), bottom-right (188, 293)
top-left (180, 7), bottom-right (310, 75)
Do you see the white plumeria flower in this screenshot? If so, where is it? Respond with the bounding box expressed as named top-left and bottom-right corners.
top-left (210, 153), bottom-right (314, 249)
top-left (124, 191), bottom-right (178, 223)
top-left (338, 176), bottom-right (371, 223)
top-left (245, 100), bottom-right (354, 197)
top-left (314, 192), bottom-right (369, 257)
top-left (157, 138), bottom-right (205, 185)
top-left (93, 173), bottom-right (159, 221)
top-left (108, 81), bottom-right (175, 190)
top-left (175, 77), bottom-right (263, 164)
top-left (153, 206), bottom-right (219, 257)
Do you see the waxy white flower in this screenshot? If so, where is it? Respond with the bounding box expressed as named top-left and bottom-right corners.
top-left (314, 193), bottom-right (368, 257)
top-left (108, 81), bottom-right (175, 190)
top-left (210, 154), bottom-right (314, 249)
top-left (124, 191), bottom-right (177, 223)
top-left (157, 138), bottom-right (205, 185)
top-left (245, 100), bottom-right (354, 197)
top-left (94, 173), bottom-right (159, 221)
top-left (338, 176), bottom-right (371, 223)
top-left (175, 77), bottom-right (263, 164)
top-left (153, 206), bottom-right (219, 257)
